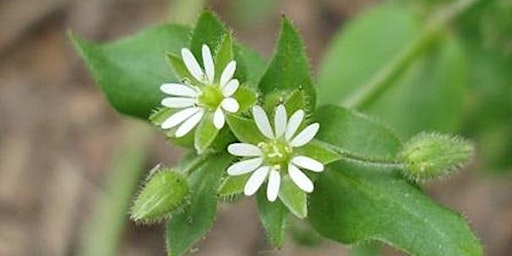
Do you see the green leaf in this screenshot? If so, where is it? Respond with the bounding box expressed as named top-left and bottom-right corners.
top-left (234, 44), bottom-right (267, 87)
top-left (217, 174), bottom-right (250, 199)
top-left (308, 161), bottom-right (483, 256)
top-left (317, 3), bottom-right (466, 137)
top-left (278, 176), bottom-right (307, 219)
top-left (166, 154), bottom-right (233, 256)
top-left (315, 105), bottom-right (402, 162)
top-left (233, 86), bottom-right (258, 113)
top-left (294, 140), bottom-right (341, 165)
top-left (226, 114), bottom-right (267, 144)
top-left (257, 190), bottom-right (289, 248)
top-left (258, 17), bottom-right (316, 112)
top-left (214, 34), bottom-right (234, 81)
top-left (166, 53), bottom-right (200, 84)
top-left (190, 11), bottom-right (228, 59)
top-left (263, 88), bottom-right (308, 116)
top-left (194, 112), bottom-right (220, 154)
top-left (131, 169), bottom-right (188, 223)
top-left (70, 25), bottom-right (191, 119)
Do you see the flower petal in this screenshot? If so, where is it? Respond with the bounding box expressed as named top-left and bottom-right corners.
top-left (290, 123), bottom-right (320, 147)
top-left (285, 110), bottom-right (305, 141)
top-left (227, 143), bottom-right (262, 157)
top-left (221, 97), bottom-right (240, 113)
top-left (220, 61), bottom-right (236, 87)
top-left (181, 48), bottom-right (205, 82)
top-left (252, 105), bottom-right (274, 139)
top-left (266, 169), bottom-right (281, 202)
top-left (274, 104), bottom-right (287, 138)
top-left (288, 164), bottom-right (314, 193)
top-left (160, 83), bottom-right (198, 97)
top-left (222, 79), bottom-right (239, 97)
top-left (161, 97), bottom-right (196, 108)
top-left (202, 44), bottom-right (215, 83)
top-left (213, 107), bottom-right (225, 129)
top-left (227, 157), bottom-right (263, 176)
top-left (175, 108), bottom-right (204, 137)
top-left (244, 166), bottom-right (270, 196)
top-left (292, 156), bottom-right (324, 172)
top-left (161, 107), bottom-right (200, 129)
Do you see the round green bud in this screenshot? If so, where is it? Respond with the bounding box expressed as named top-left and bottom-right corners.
top-left (399, 132), bottom-right (474, 183)
top-left (131, 169), bottom-right (188, 223)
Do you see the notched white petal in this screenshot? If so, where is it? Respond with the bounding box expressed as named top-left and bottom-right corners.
top-left (161, 107), bottom-right (199, 129)
top-left (213, 107), bottom-right (225, 129)
top-left (292, 156), bottom-right (324, 172)
top-left (290, 123), bottom-right (320, 147)
top-left (253, 106), bottom-right (274, 139)
top-left (161, 97), bottom-right (196, 108)
top-left (175, 109), bottom-right (204, 137)
top-left (274, 104), bottom-right (287, 138)
top-left (202, 44), bottom-right (215, 83)
top-left (227, 157), bottom-right (263, 176)
top-left (285, 110), bottom-right (305, 141)
top-left (244, 166), bottom-right (270, 196)
top-left (222, 79), bottom-right (239, 97)
top-left (288, 164), bottom-right (314, 193)
top-left (181, 48), bottom-right (204, 82)
top-left (266, 169), bottom-right (281, 202)
top-left (227, 143), bottom-right (262, 157)
top-left (160, 83), bottom-right (198, 97)
top-left (220, 61), bottom-right (236, 87)
top-left (221, 98), bottom-right (240, 113)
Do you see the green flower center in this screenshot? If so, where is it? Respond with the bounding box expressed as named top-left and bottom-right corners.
top-left (258, 140), bottom-right (293, 170)
top-left (197, 85), bottom-right (223, 110)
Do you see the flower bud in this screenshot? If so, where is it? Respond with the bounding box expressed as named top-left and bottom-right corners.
top-left (399, 132), bottom-right (474, 183)
top-left (131, 168), bottom-right (188, 223)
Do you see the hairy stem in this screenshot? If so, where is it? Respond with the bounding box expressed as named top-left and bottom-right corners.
top-left (344, 0), bottom-right (481, 109)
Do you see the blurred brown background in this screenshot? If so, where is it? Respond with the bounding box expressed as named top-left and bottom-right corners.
top-left (0, 0), bottom-right (511, 255)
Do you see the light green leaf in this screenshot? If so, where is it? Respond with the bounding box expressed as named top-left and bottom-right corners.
top-left (70, 25), bottom-right (190, 119)
top-left (278, 176), bottom-right (307, 219)
top-left (257, 190), bottom-right (289, 248)
top-left (217, 174), bottom-right (250, 199)
top-left (234, 44), bottom-right (267, 87)
top-left (214, 34), bottom-right (234, 81)
top-left (166, 53), bottom-right (200, 84)
top-left (258, 17), bottom-right (316, 112)
top-left (226, 114), bottom-right (267, 144)
top-left (308, 161), bottom-right (483, 256)
top-left (194, 112), bottom-right (220, 154)
top-left (315, 105), bottom-right (402, 162)
top-left (233, 86), bottom-right (258, 113)
top-left (190, 11), bottom-right (228, 59)
top-left (166, 154), bottom-right (233, 256)
top-left (317, 3), bottom-right (466, 137)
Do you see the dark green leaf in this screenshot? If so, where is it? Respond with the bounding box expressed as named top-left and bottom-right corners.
top-left (315, 105), bottom-right (402, 162)
top-left (257, 190), bottom-right (289, 248)
top-left (166, 154), bottom-right (233, 256)
top-left (70, 25), bottom-right (191, 119)
top-left (190, 11), bottom-right (228, 59)
top-left (258, 17), bottom-right (316, 112)
top-left (309, 161), bottom-right (483, 256)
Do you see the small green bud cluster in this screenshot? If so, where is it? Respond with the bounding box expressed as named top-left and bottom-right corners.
top-left (399, 132), bottom-right (474, 183)
top-left (131, 168), bottom-right (188, 223)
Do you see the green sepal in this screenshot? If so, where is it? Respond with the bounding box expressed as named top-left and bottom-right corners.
top-left (217, 174), bottom-right (250, 200)
top-left (257, 190), bottom-right (289, 248)
top-left (149, 108), bottom-right (194, 148)
top-left (226, 114), bottom-right (267, 144)
top-left (258, 17), bottom-right (316, 113)
top-left (264, 88), bottom-right (308, 116)
top-left (294, 140), bottom-right (341, 165)
top-left (214, 33), bottom-right (234, 82)
top-left (194, 112), bottom-right (220, 154)
top-left (233, 86), bottom-right (258, 113)
top-left (278, 176), bottom-right (308, 219)
top-left (131, 169), bottom-right (188, 223)
top-left (166, 53), bottom-right (200, 84)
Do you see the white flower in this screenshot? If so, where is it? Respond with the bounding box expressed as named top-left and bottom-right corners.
top-left (159, 44), bottom-right (240, 137)
top-left (226, 105), bottom-right (324, 202)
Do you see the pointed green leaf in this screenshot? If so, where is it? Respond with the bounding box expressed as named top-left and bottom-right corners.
top-left (234, 44), bottom-right (266, 87)
top-left (191, 11), bottom-right (229, 59)
top-left (226, 114), bottom-right (267, 144)
top-left (258, 17), bottom-right (316, 112)
top-left (315, 105), bottom-right (402, 162)
top-left (214, 34), bottom-right (234, 81)
top-left (166, 154), bottom-right (233, 256)
top-left (257, 190), bottom-right (289, 248)
top-left (263, 88), bottom-right (308, 115)
top-left (70, 25), bottom-right (191, 119)
top-left (278, 176), bottom-right (307, 219)
top-left (166, 53), bottom-right (201, 84)
top-left (194, 113), bottom-right (220, 153)
top-left (309, 161), bottom-right (483, 256)
top-left (218, 174), bottom-right (250, 199)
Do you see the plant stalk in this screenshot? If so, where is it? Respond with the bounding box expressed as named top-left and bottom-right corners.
top-left (344, 0), bottom-right (481, 110)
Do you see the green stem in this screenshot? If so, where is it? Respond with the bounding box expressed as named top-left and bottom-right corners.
top-left (344, 0), bottom-right (481, 110)
top-left (78, 121), bottom-right (153, 256)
